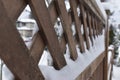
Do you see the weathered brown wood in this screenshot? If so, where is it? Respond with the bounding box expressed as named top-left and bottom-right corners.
top-left (91, 16), bottom-right (96, 39)
top-left (97, 20), bottom-right (100, 36)
top-left (2, 0), bottom-right (27, 22)
top-left (49, 1), bottom-right (58, 24)
top-left (28, 0), bottom-right (66, 69)
top-left (0, 0), bottom-right (107, 80)
top-left (54, 0), bottom-right (78, 60)
top-left (103, 16), bottom-right (109, 80)
top-left (79, 3), bottom-right (90, 50)
top-left (76, 51), bottom-right (105, 80)
top-left (99, 22), bottom-right (102, 35)
top-left (0, 1), bottom-right (44, 80)
top-left (3, 0), bottom-right (67, 65)
top-left (60, 36), bottom-right (67, 54)
top-left (79, 0), bottom-right (105, 24)
top-left (69, 0), bottom-right (85, 53)
top-left (95, 18), bottom-right (98, 37)
top-left (30, 32), bottom-right (45, 63)
top-left (87, 12), bottom-right (93, 45)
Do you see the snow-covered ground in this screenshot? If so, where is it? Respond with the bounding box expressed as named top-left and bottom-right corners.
top-left (112, 65), bottom-right (120, 80)
top-left (39, 34), bottom-right (105, 80)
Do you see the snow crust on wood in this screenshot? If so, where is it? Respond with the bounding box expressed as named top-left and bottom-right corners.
top-left (39, 34), bottom-right (105, 80)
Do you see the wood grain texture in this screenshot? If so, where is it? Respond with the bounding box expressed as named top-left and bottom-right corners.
top-left (69, 0), bottom-right (85, 53)
top-left (2, 0), bottom-right (27, 21)
top-left (28, 0), bottom-right (66, 69)
top-left (0, 1), bottom-right (44, 80)
top-left (80, 4), bottom-right (90, 50)
top-left (76, 51), bottom-right (105, 80)
top-left (54, 0), bottom-right (78, 60)
top-left (91, 16), bottom-right (96, 39)
top-left (87, 12), bottom-right (93, 45)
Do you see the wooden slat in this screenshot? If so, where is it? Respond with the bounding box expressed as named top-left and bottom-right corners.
top-left (103, 16), bottom-right (109, 80)
top-left (69, 0), bottom-right (85, 53)
top-left (2, 0), bottom-right (27, 21)
top-left (87, 12), bottom-right (93, 45)
top-left (48, 2), bottom-right (67, 53)
top-left (99, 22), bottom-right (102, 35)
top-left (95, 18), bottom-right (98, 37)
top-left (0, 1), bottom-right (44, 80)
top-left (96, 19), bottom-right (99, 36)
top-left (49, 1), bottom-right (58, 24)
top-left (91, 16), bottom-right (96, 39)
top-left (97, 20), bottom-right (100, 35)
top-left (60, 36), bottom-right (67, 54)
top-left (79, 3), bottom-right (90, 50)
top-left (54, 0), bottom-right (78, 60)
top-left (30, 32), bottom-right (45, 63)
top-left (99, 20), bottom-right (103, 35)
top-left (3, 0), bottom-right (67, 65)
top-left (28, 0), bottom-right (66, 69)
top-left (76, 51), bottom-right (105, 80)
top-left (79, 0), bottom-right (105, 24)
top-left (2, 0), bottom-right (46, 66)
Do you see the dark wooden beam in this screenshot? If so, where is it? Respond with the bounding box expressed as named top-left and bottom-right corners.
top-left (28, 0), bottom-right (67, 69)
top-left (0, 1), bottom-right (44, 80)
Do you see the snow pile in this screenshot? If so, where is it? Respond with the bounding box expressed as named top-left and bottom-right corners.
top-left (39, 34), bottom-right (105, 80)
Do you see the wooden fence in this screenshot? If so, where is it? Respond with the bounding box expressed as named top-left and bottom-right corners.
top-left (0, 0), bottom-right (108, 80)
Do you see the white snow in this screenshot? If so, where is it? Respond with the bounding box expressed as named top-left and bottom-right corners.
top-left (112, 65), bottom-right (120, 80)
top-left (18, 19), bottom-right (35, 23)
top-left (39, 34), bottom-right (105, 80)
top-left (2, 65), bottom-right (14, 80)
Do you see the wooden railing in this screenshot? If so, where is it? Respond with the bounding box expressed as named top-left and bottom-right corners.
top-left (108, 47), bottom-right (114, 80)
top-left (0, 0), bottom-right (107, 80)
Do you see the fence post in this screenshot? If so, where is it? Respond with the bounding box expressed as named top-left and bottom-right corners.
top-left (103, 15), bottom-right (109, 80)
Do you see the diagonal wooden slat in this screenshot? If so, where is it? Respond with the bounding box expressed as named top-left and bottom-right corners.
top-left (98, 21), bottom-right (101, 35)
top-left (0, 1), bottom-right (44, 80)
top-left (94, 18), bottom-right (98, 37)
top-left (54, 0), bottom-right (78, 60)
top-left (2, 0), bottom-right (67, 64)
top-left (79, 3), bottom-right (90, 50)
top-left (87, 12), bottom-right (93, 46)
top-left (2, 0), bottom-right (46, 69)
top-left (91, 16), bottom-right (96, 39)
top-left (48, 1), bottom-right (58, 24)
top-left (28, 0), bottom-right (66, 69)
top-left (30, 32), bottom-right (45, 63)
top-left (96, 19), bottom-right (99, 36)
top-left (60, 36), bottom-right (67, 54)
top-left (2, 0), bottom-right (27, 22)
top-left (69, 0), bottom-right (85, 53)
top-left (99, 23), bottom-right (103, 35)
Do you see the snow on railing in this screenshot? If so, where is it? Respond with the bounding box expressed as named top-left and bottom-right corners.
top-left (0, 0), bottom-right (106, 80)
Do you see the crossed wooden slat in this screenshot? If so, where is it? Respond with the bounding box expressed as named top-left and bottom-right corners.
top-left (0, 0), bottom-right (44, 80)
top-left (0, 0), bottom-right (105, 80)
top-left (0, 0), bottom-right (67, 79)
